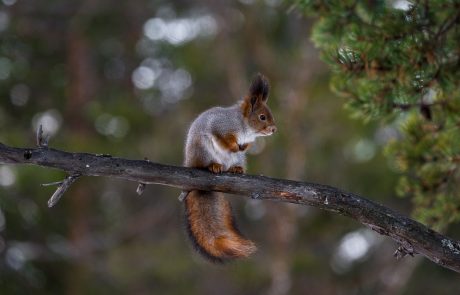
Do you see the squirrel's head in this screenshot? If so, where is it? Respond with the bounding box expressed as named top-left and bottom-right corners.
top-left (242, 73), bottom-right (277, 136)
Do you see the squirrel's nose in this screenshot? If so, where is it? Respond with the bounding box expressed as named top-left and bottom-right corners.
top-left (271, 126), bottom-right (277, 134)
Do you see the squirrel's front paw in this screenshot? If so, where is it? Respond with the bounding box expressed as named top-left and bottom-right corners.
top-left (228, 166), bottom-right (244, 174)
top-left (208, 162), bottom-right (223, 173)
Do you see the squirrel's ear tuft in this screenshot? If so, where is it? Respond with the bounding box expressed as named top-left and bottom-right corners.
top-left (249, 73), bottom-right (269, 102)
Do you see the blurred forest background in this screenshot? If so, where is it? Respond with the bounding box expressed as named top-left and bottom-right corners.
top-left (0, 0), bottom-right (459, 294)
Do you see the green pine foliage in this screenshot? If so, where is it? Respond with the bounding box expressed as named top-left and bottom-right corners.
top-left (297, 0), bottom-right (460, 228)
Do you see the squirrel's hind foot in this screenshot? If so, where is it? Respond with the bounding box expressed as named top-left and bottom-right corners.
top-left (228, 166), bottom-right (244, 174)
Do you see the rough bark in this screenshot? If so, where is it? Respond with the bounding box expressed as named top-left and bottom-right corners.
top-left (1, 142), bottom-right (460, 273)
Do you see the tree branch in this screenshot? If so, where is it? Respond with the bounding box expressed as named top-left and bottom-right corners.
top-left (47, 174), bottom-right (80, 208)
top-left (1, 142), bottom-right (460, 272)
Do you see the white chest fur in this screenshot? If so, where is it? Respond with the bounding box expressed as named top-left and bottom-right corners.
top-left (208, 136), bottom-right (237, 170)
top-left (236, 129), bottom-right (258, 145)
top-left (208, 132), bottom-right (256, 170)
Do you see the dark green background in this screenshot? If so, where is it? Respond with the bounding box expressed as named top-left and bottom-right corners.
top-left (0, 0), bottom-right (458, 294)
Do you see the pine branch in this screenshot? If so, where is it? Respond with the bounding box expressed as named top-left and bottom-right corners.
top-left (435, 11), bottom-right (460, 39)
top-left (1, 141), bottom-right (460, 272)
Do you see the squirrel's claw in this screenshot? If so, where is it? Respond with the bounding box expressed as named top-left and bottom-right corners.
top-left (208, 163), bottom-right (223, 173)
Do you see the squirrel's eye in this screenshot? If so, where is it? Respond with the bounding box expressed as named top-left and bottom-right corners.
top-left (259, 114), bottom-right (266, 121)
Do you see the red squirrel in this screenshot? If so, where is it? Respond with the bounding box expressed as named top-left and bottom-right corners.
top-left (182, 73), bottom-right (276, 262)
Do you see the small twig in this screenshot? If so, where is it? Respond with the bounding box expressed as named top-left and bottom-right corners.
top-left (394, 241), bottom-right (415, 260)
top-left (47, 174), bottom-right (80, 208)
top-left (435, 11), bottom-right (460, 39)
top-left (394, 246), bottom-right (415, 260)
top-left (178, 191), bottom-right (189, 202)
top-left (135, 157), bottom-right (150, 196)
top-left (136, 183), bottom-right (146, 196)
top-left (41, 180), bottom-right (64, 187)
top-left (43, 135), bottom-right (50, 147)
top-left (36, 124), bottom-right (49, 147)
top-left (36, 124), bottom-right (44, 146)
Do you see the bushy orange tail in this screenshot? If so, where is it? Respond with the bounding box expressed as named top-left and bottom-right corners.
top-left (184, 190), bottom-right (256, 262)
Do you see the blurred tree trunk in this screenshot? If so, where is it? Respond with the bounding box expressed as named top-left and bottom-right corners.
top-left (266, 70), bottom-right (312, 295)
top-left (65, 17), bottom-right (95, 295)
top-left (121, 1), bottom-right (148, 91)
top-left (203, 0), bottom-right (246, 99)
top-left (232, 6), bottom-right (314, 293)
